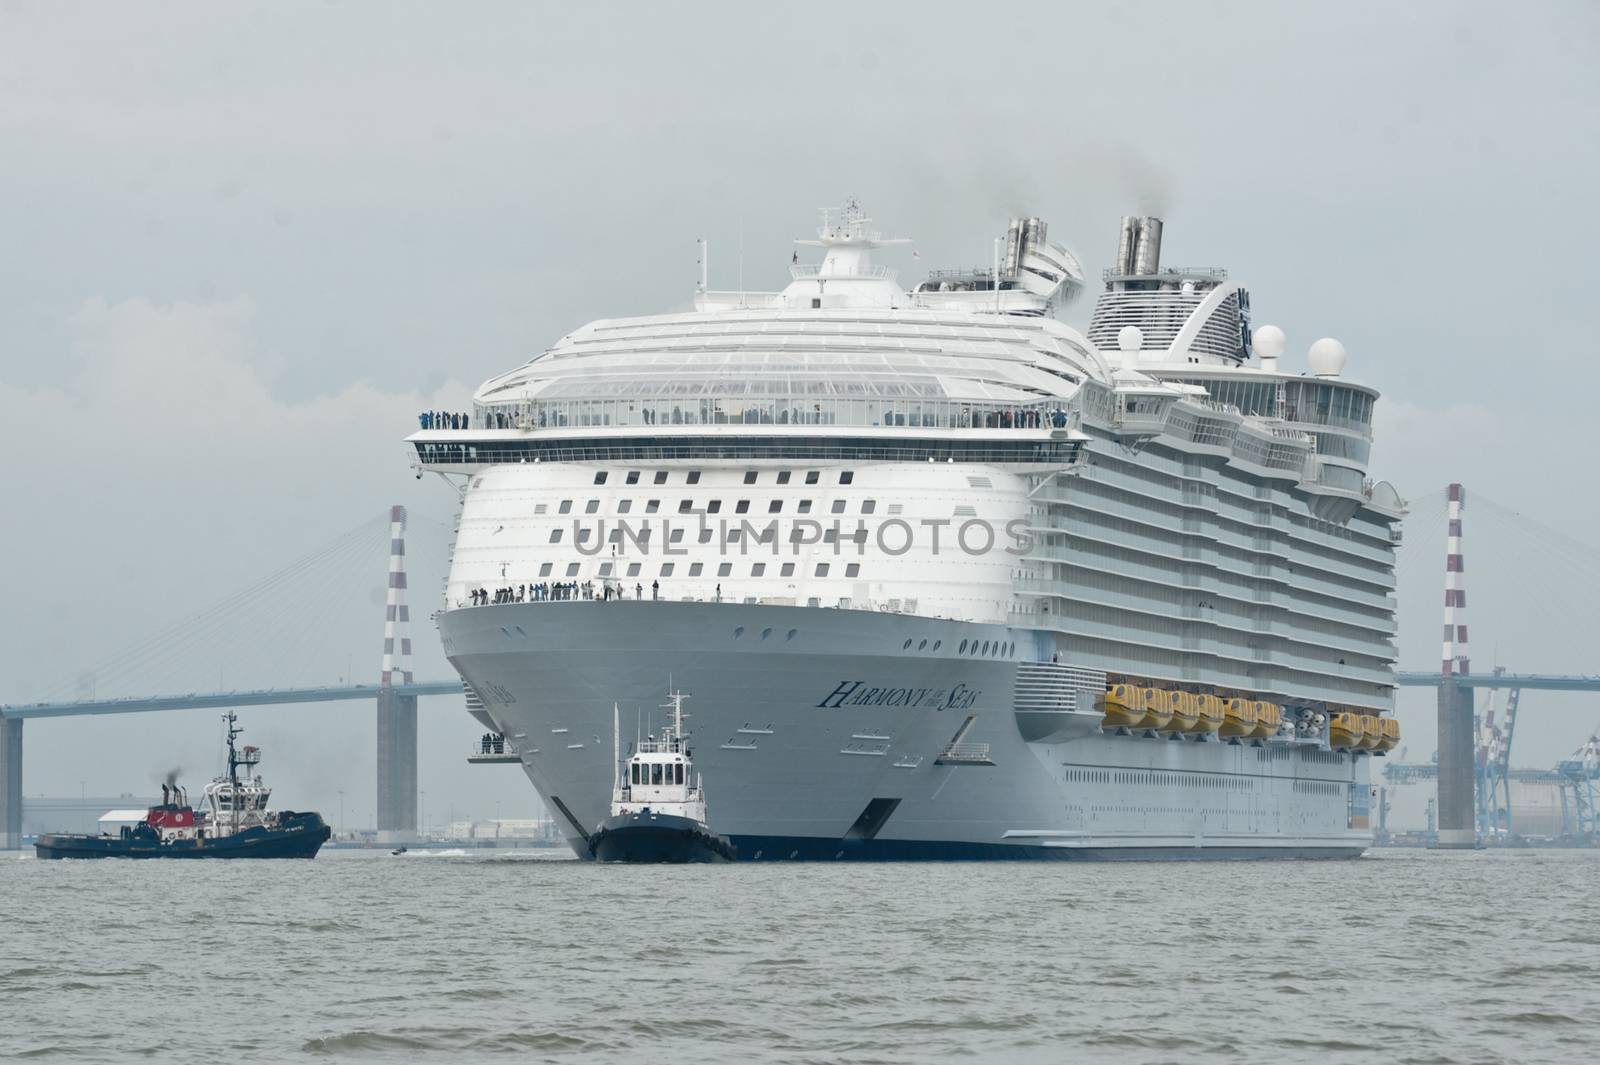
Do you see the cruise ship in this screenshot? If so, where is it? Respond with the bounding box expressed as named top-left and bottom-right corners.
top-left (410, 204), bottom-right (1405, 860)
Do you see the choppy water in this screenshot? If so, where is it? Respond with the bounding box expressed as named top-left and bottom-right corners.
top-left (2, 848), bottom-right (1596, 1063)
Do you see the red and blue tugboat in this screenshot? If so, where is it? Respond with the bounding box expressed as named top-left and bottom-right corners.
top-left (35, 712), bottom-right (331, 860)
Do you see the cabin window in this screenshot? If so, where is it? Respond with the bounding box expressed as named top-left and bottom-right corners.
top-left (660, 563), bottom-right (675, 577)
top-left (689, 562), bottom-right (704, 576)
top-left (599, 562), bottom-right (614, 577)
top-left (539, 563), bottom-right (553, 577)
top-left (861, 500), bottom-right (877, 514)
top-left (593, 472), bottom-right (607, 485)
top-left (559, 500), bottom-right (573, 514)
top-left (735, 500), bottom-right (751, 514)
top-left (549, 528), bottom-right (563, 544)
top-left (646, 499), bottom-right (661, 514)
top-left (654, 471), bottom-right (668, 485)
top-left (670, 528), bottom-right (685, 543)
top-left (797, 500), bottom-right (813, 514)
top-left (815, 563), bottom-right (830, 577)
top-left (652, 764), bottom-right (663, 785)
top-left (699, 528), bottom-right (714, 544)
top-left (630, 764), bottom-right (638, 784)
top-left (845, 563), bottom-right (860, 578)
top-left (780, 562), bottom-right (795, 577)
top-left (744, 471), bottom-right (758, 484)
top-left (751, 563), bottom-right (766, 576)
top-left (617, 499), bottom-right (633, 514)
top-left (811, 298), bottom-right (821, 308)
top-left (626, 563), bottom-right (641, 577)
top-left (565, 563), bottom-right (580, 577)
top-left (839, 471), bottom-right (854, 485)
top-left (675, 764), bottom-right (684, 785)
top-left (718, 562), bottom-right (732, 577)
top-left (679, 499), bottom-right (694, 513)
top-left (776, 471), bottom-right (792, 485)
top-left (768, 500), bottom-right (783, 514)
top-left (626, 471), bottom-right (640, 485)
top-left (687, 471), bottom-right (701, 485)
top-left (805, 471), bottom-right (820, 485)
top-left (707, 500), bottom-right (722, 514)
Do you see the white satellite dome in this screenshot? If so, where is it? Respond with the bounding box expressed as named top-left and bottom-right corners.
top-left (1308, 337), bottom-right (1347, 378)
top-left (1117, 325), bottom-right (1143, 353)
top-left (1252, 324), bottom-right (1287, 359)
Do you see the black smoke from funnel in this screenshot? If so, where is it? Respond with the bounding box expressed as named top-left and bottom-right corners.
top-left (164, 767), bottom-right (182, 787)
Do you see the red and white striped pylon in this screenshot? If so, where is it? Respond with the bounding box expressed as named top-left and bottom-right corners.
top-left (1441, 483), bottom-right (1469, 677)
top-left (381, 505), bottom-right (413, 688)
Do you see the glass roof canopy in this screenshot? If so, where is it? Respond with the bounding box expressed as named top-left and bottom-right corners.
top-left (474, 310), bottom-right (1111, 425)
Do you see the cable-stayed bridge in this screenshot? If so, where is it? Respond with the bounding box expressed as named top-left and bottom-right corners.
top-left (3, 485), bottom-right (1599, 849)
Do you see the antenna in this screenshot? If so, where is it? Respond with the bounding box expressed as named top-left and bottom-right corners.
top-left (697, 239), bottom-right (708, 293)
top-left (993, 237), bottom-right (1002, 313)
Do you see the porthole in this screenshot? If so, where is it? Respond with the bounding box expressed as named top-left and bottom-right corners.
top-left (903, 638), bottom-right (913, 650)
top-left (959, 640), bottom-right (968, 654)
top-left (733, 626), bottom-right (744, 638)
top-left (918, 639), bottom-right (927, 650)
top-left (786, 629), bottom-right (797, 640)
top-left (932, 640), bottom-right (941, 651)
top-left (761, 628), bottom-right (773, 640)
top-left (982, 641), bottom-right (991, 655)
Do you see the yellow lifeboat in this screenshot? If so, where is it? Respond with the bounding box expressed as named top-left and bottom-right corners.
top-left (1250, 701), bottom-right (1281, 739)
top-left (1359, 715), bottom-right (1382, 750)
top-left (1329, 712), bottom-right (1361, 750)
top-left (1136, 687), bottom-right (1174, 731)
top-left (1220, 698), bottom-right (1256, 738)
top-left (1193, 694), bottom-right (1224, 733)
top-left (1100, 684), bottom-right (1146, 729)
top-left (1167, 691), bottom-right (1199, 732)
top-left (1377, 717), bottom-right (1400, 752)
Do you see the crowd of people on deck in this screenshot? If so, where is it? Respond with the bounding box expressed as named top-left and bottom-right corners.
top-left (418, 406), bottom-right (1071, 432)
top-left (419, 410), bottom-right (471, 430)
top-left (465, 577), bottom-right (663, 607)
top-left (479, 732), bottom-right (507, 755)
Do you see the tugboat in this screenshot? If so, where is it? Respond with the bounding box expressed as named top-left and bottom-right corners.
top-left (588, 691), bottom-right (736, 863)
top-left (35, 712), bottom-right (331, 859)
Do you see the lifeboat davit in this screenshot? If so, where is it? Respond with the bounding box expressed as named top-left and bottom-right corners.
top-left (1220, 698), bottom-right (1256, 738)
top-left (1193, 694), bottom-right (1224, 734)
top-left (1100, 684), bottom-right (1146, 729)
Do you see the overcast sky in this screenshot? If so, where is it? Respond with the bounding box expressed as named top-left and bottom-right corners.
top-left (3, 1), bottom-right (1597, 829)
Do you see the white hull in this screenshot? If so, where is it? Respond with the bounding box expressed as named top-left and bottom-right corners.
top-left (441, 601), bottom-right (1372, 860)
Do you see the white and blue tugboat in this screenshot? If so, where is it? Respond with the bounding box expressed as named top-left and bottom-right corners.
top-left (588, 691), bottom-right (736, 863)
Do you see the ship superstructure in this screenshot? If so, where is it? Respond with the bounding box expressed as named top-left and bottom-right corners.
top-left (412, 203), bottom-right (1404, 860)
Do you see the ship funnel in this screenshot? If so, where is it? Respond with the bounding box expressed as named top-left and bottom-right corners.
top-left (1116, 216), bottom-right (1137, 275)
top-left (1132, 216), bottom-right (1164, 275)
top-left (1004, 217), bottom-right (1024, 277)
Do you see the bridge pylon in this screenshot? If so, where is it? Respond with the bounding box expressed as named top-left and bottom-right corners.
top-left (1, 717), bottom-right (20, 850)
top-left (376, 505), bottom-right (418, 843)
top-left (1435, 483), bottom-right (1477, 848)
